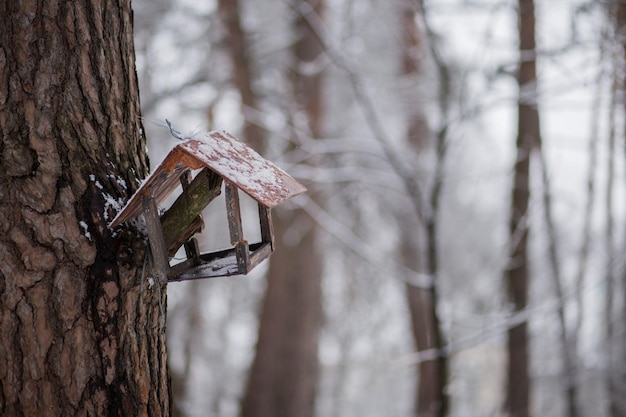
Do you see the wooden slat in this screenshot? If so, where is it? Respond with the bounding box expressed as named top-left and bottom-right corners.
top-left (180, 133), bottom-right (307, 208)
top-left (168, 242), bottom-right (270, 281)
top-left (109, 133), bottom-right (307, 229)
top-left (168, 258), bottom-right (197, 279)
top-left (175, 251), bottom-right (241, 280)
top-left (258, 203), bottom-right (274, 250)
top-left (225, 181), bottom-right (249, 273)
top-left (225, 181), bottom-right (243, 244)
top-left (235, 241), bottom-right (249, 273)
top-left (142, 191), bottom-right (170, 283)
top-left (248, 242), bottom-right (272, 271)
top-left (109, 159), bottom-right (187, 228)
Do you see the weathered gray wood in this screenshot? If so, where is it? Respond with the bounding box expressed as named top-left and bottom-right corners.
top-left (225, 181), bottom-right (244, 244)
top-left (168, 258), bottom-right (197, 279)
top-left (248, 242), bottom-right (272, 271)
top-left (142, 192), bottom-right (170, 283)
top-left (175, 251), bottom-right (241, 280)
top-left (168, 242), bottom-right (269, 281)
top-left (258, 203), bottom-right (274, 249)
top-left (235, 241), bottom-right (250, 273)
top-left (160, 167), bottom-right (221, 254)
top-left (225, 181), bottom-right (249, 273)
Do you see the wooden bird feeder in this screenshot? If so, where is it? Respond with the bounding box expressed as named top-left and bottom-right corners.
top-left (108, 130), bottom-right (306, 282)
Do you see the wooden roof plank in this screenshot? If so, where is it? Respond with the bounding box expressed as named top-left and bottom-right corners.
top-left (108, 130), bottom-right (306, 229)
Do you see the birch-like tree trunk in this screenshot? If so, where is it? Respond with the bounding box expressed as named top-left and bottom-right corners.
top-left (0, 1), bottom-right (170, 416)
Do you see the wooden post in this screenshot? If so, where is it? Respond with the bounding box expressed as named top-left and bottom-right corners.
top-left (142, 190), bottom-right (170, 283)
top-left (225, 181), bottom-right (249, 273)
top-left (258, 203), bottom-right (274, 250)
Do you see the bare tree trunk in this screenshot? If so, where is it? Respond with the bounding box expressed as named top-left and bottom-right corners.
top-left (606, 12), bottom-right (620, 414)
top-left (217, 0), bottom-right (265, 151)
top-left (403, 243), bottom-right (446, 417)
top-left (606, 70), bottom-right (619, 417)
top-left (169, 280), bottom-right (203, 417)
top-left (399, 2), bottom-right (448, 416)
top-left (0, 1), bottom-right (170, 416)
top-left (239, 1), bottom-right (325, 417)
top-left (504, 1), bottom-right (537, 416)
top-left (617, 2), bottom-right (626, 414)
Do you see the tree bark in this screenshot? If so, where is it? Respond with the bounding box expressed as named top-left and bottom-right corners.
top-left (240, 2), bottom-right (325, 417)
top-left (505, 1), bottom-right (536, 416)
top-left (0, 1), bottom-right (170, 416)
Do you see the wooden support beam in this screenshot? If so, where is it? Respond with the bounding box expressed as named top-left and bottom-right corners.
top-left (225, 181), bottom-right (243, 243)
top-left (168, 258), bottom-right (198, 279)
top-left (160, 167), bottom-right (221, 255)
top-left (166, 216), bottom-right (204, 257)
top-left (142, 191), bottom-right (170, 283)
top-left (225, 181), bottom-right (249, 273)
top-left (235, 241), bottom-right (249, 273)
top-left (248, 242), bottom-right (272, 271)
top-left (168, 242), bottom-right (268, 281)
top-left (184, 237), bottom-right (201, 264)
top-left (258, 203), bottom-right (274, 250)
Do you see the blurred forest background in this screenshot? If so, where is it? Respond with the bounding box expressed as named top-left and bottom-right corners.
top-left (131, 0), bottom-right (626, 416)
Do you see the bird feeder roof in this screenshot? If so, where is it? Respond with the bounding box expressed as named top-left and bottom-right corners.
top-left (109, 130), bottom-right (306, 228)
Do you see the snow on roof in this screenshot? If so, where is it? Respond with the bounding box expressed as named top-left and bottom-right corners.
top-left (109, 130), bottom-right (306, 229)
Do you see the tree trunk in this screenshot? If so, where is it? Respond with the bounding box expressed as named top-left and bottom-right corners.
top-left (605, 49), bottom-right (618, 416)
top-left (504, 1), bottom-right (536, 416)
top-left (399, 2), bottom-right (448, 416)
top-left (617, 1), bottom-right (626, 414)
top-left (217, 0), bottom-right (265, 152)
top-left (240, 1), bottom-right (325, 417)
top-left (0, 2), bottom-right (170, 416)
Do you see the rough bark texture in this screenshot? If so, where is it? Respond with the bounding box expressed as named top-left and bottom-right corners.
top-left (0, 1), bottom-right (170, 416)
top-left (240, 1), bottom-right (325, 417)
top-left (505, 1), bottom-right (536, 416)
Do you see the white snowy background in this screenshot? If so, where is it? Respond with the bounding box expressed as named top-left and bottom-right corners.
top-left (132, 0), bottom-right (617, 416)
